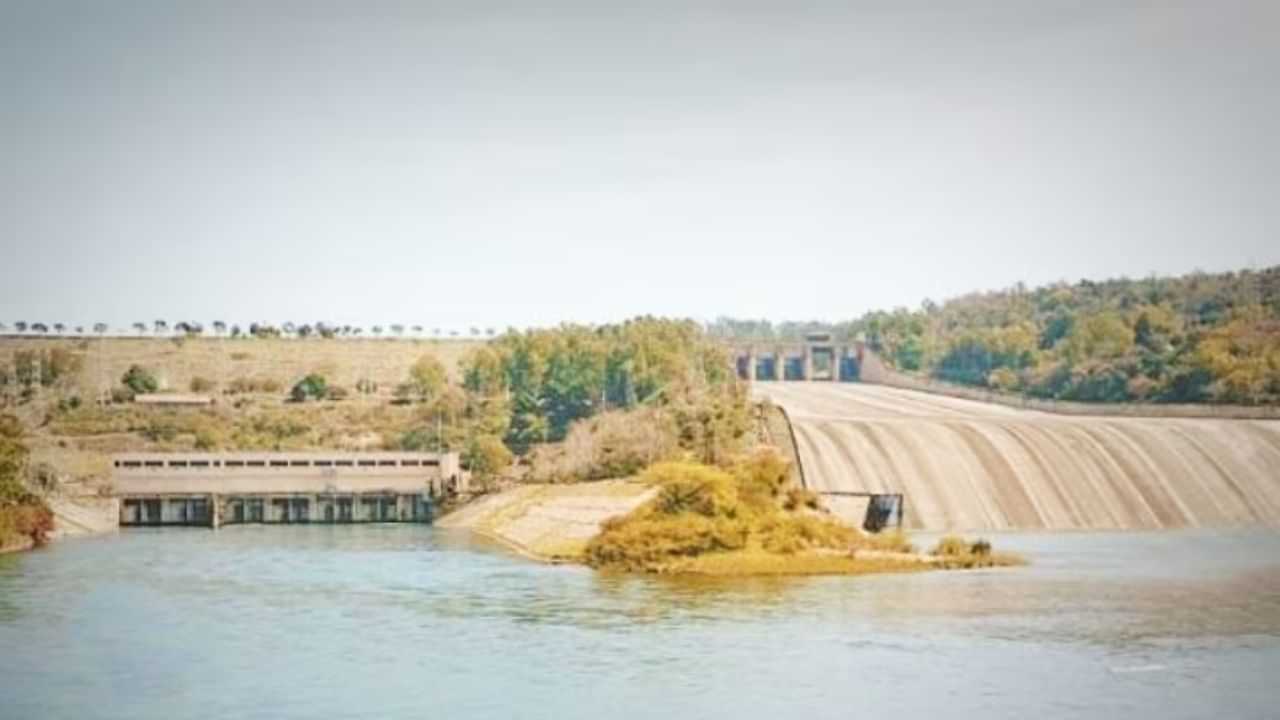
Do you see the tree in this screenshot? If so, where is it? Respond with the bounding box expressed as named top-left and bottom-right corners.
top-left (463, 434), bottom-right (513, 489)
top-left (1064, 312), bottom-right (1132, 363)
top-left (390, 324), bottom-right (405, 337)
top-left (93, 323), bottom-right (108, 335)
top-left (31, 323), bottom-right (49, 334)
top-left (14, 322), bottom-right (27, 333)
top-left (121, 365), bottom-right (159, 395)
top-left (153, 320), bottom-right (167, 335)
top-left (399, 355), bottom-right (447, 402)
top-left (132, 322), bottom-right (146, 335)
top-left (371, 326), bottom-right (383, 337)
top-left (282, 322), bottom-right (297, 337)
top-left (411, 325), bottom-right (424, 336)
top-left (53, 323), bottom-right (65, 335)
top-left (212, 321), bottom-right (227, 336)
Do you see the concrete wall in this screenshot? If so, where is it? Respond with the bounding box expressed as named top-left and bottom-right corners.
top-left (728, 341), bottom-right (857, 382)
top-left (120, 492), bottom-right (431, 526)
top-left (112, 451), bottom-right (464, 496)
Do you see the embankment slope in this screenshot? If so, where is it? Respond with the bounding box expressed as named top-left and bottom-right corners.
top-left (437, 481), bottom-right (656, 561)
top-left (755, 382), bottom-right (1280, 531)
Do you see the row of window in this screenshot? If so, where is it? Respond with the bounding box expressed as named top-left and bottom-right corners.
top-left (113, 458), bottom-right (440, 469)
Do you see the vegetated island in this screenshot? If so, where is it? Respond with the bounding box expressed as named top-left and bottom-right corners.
top-left (442, 453), bottom-right (1021, 577)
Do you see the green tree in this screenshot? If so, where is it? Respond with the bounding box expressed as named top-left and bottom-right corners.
top-left (121, 365), bottom-right (159, 395)
top-left (290, 374), bottom-right (328, 402)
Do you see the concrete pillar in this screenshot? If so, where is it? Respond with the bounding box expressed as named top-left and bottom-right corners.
top-left (775, 349), bottom-right (785, 380)
top-left (747, 348), bottom-right (757, 382)
top-left (210, 493), bottom-right (220, 529)
top-left (803, 346), bottom-right (813, 381)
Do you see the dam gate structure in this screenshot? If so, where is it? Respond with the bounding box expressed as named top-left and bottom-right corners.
top-left (112, 452), bottom-right (464, 528)
top-left (729, 334), bottom-right (863, 382)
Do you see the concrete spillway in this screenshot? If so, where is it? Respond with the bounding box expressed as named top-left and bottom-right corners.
top-left (754, 382), bottom-right (1280, 531)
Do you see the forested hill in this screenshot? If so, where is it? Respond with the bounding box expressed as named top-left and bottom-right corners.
top-left (709, 266), bottom-right (1280, 405)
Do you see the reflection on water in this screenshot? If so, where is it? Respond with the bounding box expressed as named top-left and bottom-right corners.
top-left (1, 526), bottom-right (1278, 719)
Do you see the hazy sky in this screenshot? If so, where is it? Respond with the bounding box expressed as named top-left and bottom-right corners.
top-left (2, 1), bottom-right (1277, 330)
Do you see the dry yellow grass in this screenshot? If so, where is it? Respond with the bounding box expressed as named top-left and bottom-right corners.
top-left (1, 337), bottom-right (479, 487)
top-left (1, 336), bottom-right (479, 401)
top-left (651, 549), bottom-right (935, 576)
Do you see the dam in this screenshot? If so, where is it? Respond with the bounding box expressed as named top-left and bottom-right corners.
top-left (754, 382), bottom-right (1280, 531)
top-left (111, 452), bottom-right (464, 527)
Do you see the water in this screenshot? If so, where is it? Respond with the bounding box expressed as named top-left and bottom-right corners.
top-left (2, 527), bottom-right (1279, 720)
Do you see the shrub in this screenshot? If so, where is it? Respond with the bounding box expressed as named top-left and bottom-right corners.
top-left (585, 456), bottom-right (856, 572)
top-left (141, 418), bottom-right (180, 442)
top-left (291, 374), bottom-right (328, 402)
top-left (647, 462), bottom-right (740, 518)
top-left (932, 535), bottom-right (971, 557)
top-left (929, 535), bottom-right (1019, 569)
top-left (189, 376), bottom-right (215, 393)
top-left (757, 514), bottom-right (856, 555)
top-left (586, 514), bottom-right (749, 571)
top-left (0, 415), bottom-right (54, 547)
top-left (0, 502), bottom-right (54, 548)
top-left (326, 385), bottom-right (350, 401)
top-left (121, 365), bottom-right (159, 395)
top-left (782, 487), bottom-right (821, 511)
top-left (464, 434), bottom-right (513, 487)
top-left (528, 408), bottom-right (677, 482)
top-left (228, 376), bottom-right (283, 395)
top-left (731, 449), bottom-right (790, 509)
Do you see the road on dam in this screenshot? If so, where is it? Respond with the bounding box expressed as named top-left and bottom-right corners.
top-left (753, 382), bottom-right (1280, 531)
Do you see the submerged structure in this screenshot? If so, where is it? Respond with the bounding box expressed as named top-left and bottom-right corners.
top-left (111, 452), bottom-right (464, 527)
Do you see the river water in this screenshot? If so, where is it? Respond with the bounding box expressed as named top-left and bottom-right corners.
top-left (2, 527), bottom-right (1278, 719)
